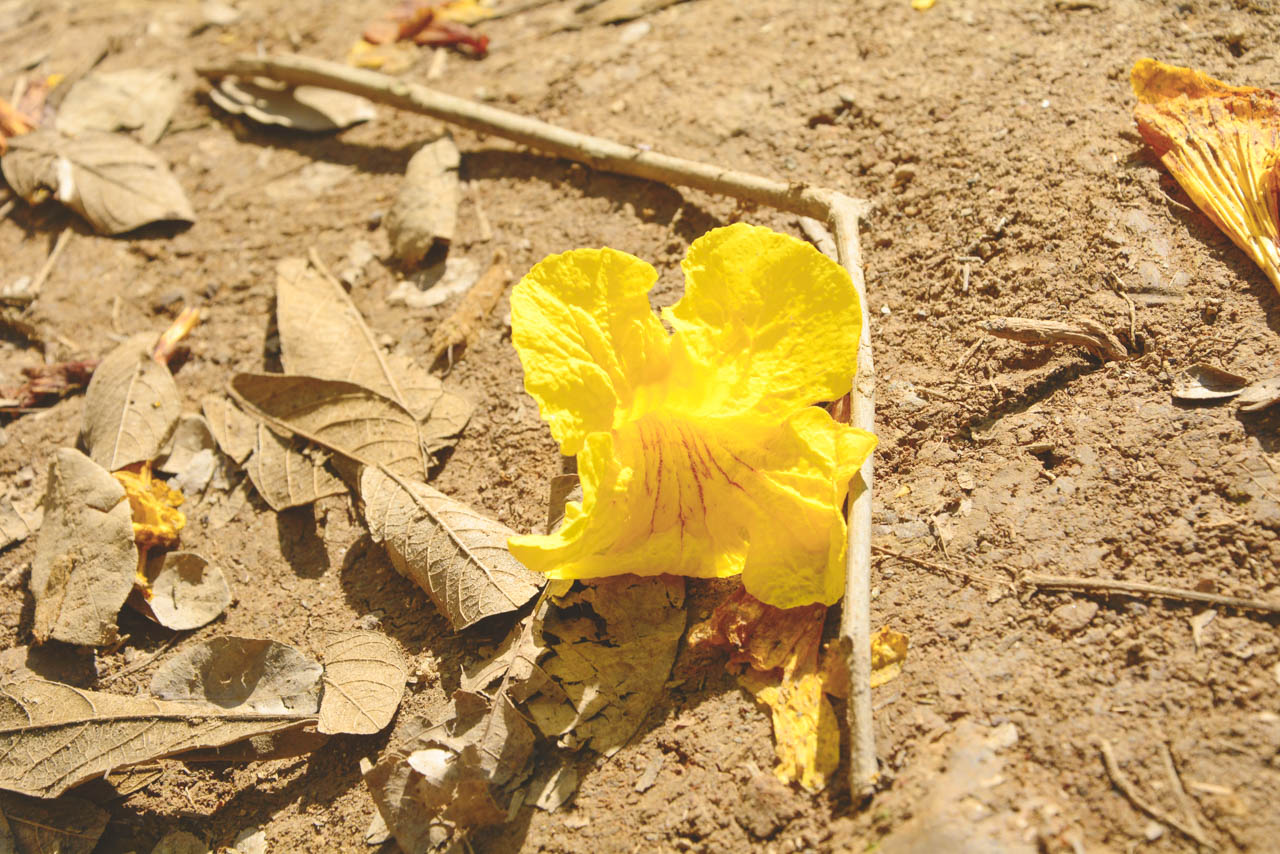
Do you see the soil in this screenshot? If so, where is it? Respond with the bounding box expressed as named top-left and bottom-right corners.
top-left (2, 0), bottom-right (1279, 852)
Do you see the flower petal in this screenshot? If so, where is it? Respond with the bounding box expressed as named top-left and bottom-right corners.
top-left (661, 223), bottom-right (861, 420)
top-left (510, 247), bottom-right (671, 455)
top-left (1131, 58), bottom-right (1280, 294)
top-left (509, 407), bottom-right (876, 608)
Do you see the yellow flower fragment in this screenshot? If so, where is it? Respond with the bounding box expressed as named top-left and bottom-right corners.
top-left (1131, 58), bottom-right (1280, 294)
top-left (113, 464), bottom-right (186, 550)
top-left (509, 223), bottom-right (877, 609)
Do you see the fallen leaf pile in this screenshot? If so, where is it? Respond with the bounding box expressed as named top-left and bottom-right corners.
top-left (360, 0), bottom-right (492, 55)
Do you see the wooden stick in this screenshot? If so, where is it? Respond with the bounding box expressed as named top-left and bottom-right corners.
top-left (196, 52), bottom-right (880, 799)
top-left (1023, 573), bottom-right (1280, 614)
top-left (981, 315), bottom-right (1127, 362)
top-left (1098, 739), bottom-right (1216, 850)
top-left (873, 545), bottom-right (1008, 588)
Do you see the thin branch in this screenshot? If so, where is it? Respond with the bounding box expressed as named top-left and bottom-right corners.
top-left (981, 315), bottom-right (1128, 362)
top-left (1023, 573), bottom-right (1280, 614)
top-left (3, 228), bottom-right (71, 306)
top-left (1160, 742), bottom-right (1212, 849)
top-left (197, 52), bottom-right (879, 799)
top-left (1098, 739), bottom-right (1216, 850)
top-left (873, 545), bottom-right (1009, 588)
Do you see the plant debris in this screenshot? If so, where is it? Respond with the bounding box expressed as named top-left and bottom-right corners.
top-left (81, 333), bottom-right (181, 471)
top-left (0, 790), bottom-right (108, 854)
top-left (319, 631), bottom-right (409, 735)
top-left (361, 0), bottom-right (491, 55)
top-left (0, 359), bottom-right (97, 413)
top-left (150, 637), bottom-right (323, 713)
top-left (132, 551), bottom-right (232, 630)
top-left (55, 68), bottom-right (182, 144)
top-left (428, 248), bottom-right (511, 370)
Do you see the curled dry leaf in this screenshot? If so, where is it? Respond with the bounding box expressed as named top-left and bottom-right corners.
top-left (429, 249), bottom-right (511, 369)
top-left (0, 790), bottom-right (108, 854)
top-left (0, 679), bottom-right (315, 798)
top-left (30, 448), bottom-right (137, 646)
top-left (202, 394), bottom-right (255, 464)
top-left (1171, 363), bottom-right (1251, 401)
top-left (386, 136), bottom-right (461, 267)
top-left (1237, 375), bottom-right (1280, 412)
top-left (275, 256), bottom-right (474, 432)
top-left (360, 465), bottom-right (543, 630)
top-left (56, 68), bottom-right (182, 145)
top-left (210, 77), bottom-right (377, 132)
top-left (132, 551), bottom-right (232, 631)
top-left (230, 373), bottom-right (429, 481)
top-left (150, 637), bottom-right (323, 714)
top-left (82, 333), bottom-right (181, 471)
top-left (365, 692), bottom-right (534, 854)
top-left (1, 130), bottom-right (195, 235)
top-left (318, 631), bottom-right (408, 735)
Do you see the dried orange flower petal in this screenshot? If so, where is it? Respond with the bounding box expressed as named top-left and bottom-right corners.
top-left (1131, 58), bottom-right (1280, 294)
top-left (113, 464), bottom-right (186, 550)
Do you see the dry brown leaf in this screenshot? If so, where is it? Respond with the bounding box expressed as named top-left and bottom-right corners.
top-left (0, 679), bottom-right (315, 798)
top-left (81, 333), bottom-right (181, 471)
top-left (429, 249), bottom-right (511, 369)
top-left (132, 551), bottom-right (232, 631)
top-left (524, 576), bottom-right (685, 756)
top-left (0, 790), bottom-right (108, 854)
top-left (149, 637), bottom-right (322, 714)
top-left (175, 725), bottom-right (330, 763)
top-left (201, 394), bottom-right (255, 464)
top-left (360, 465), bottom-right (543, 630)
top-left (0, 499), bottom-right (41, 552)
top-left (319, 631), bottom-right (408, 735)
top-left (1, 130), bottom-right (195, 235)
top-left (1238, 375), bottom-right (1280, 412)
top-left (30, 448), bottom-right (137, 646)
top-left (209, 77), bottom-right (376, 132)
top-left (246, 424), bottom-right (347, 511)
top-left (55, 68), bottom-right (182, 145)
top-left (1171, 364), bottom-right (1251, 401)
top-left (275, 257), bottom-right (474, 433)
top-left (230, 373), bottom-right (429, 481)
top-left (156, 413), bottom-right (216, 476)
top-left (386, 136), bottom-right (461, 266)
top-left (365, 692), bottom-right (534, 854)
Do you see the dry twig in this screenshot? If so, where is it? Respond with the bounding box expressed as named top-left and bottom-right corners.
top-left (1098, 738), bottom-right (1216, 850)
top-left (1023, 573), bottom-right (1280, 614)
top-left (197, 52), bottom-right (880, 798)
top-left (1160, 742), bottom-right (1212, 848)
top-left (2, 228), bottom-right (72, 307)
top-left (873, 545), bottom-right (1009, 589)
top-left (981, 315), bottom-right (1128, 362)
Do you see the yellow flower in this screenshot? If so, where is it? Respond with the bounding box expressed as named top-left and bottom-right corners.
top-left (1131, 58), bottom-right (1280, 294)
top-left (508, 223), bottom-right (877, 609)
top-left (113, 464), bottom-right (185, 550)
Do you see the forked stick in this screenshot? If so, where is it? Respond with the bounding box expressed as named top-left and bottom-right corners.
top-left (197, 53), bottom-right (880, 798)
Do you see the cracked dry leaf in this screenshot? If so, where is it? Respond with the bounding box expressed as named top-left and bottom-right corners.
top-left (30, 449), bottom-right (137, 646)
top-left (82, 333), bottom-right (181, 472)
top-left (209, 77), bottom-right (376, 132)
top-left (1237, 375), bottom-right (1280, 412)
top-left (230, 373), bottom-right (429, 481)
top-left (1131, 59), bottom-right (1280, 294)
top-left (150, 637), bottom-right (322, 714)
top-left (202, 393), bottom-right (345, 511)
top-left (55, 68), bottom-right (182, 145)
top-left (1171, 363), bottom-right (1252, 401)
top-left (131, 551), bottom-right (231, 631)
top-left (386, 136), bottom-right (461, 266)
top-left (274, 256), bottom-right (474, 436)
top-left (360, 465), bottom-right (543, 630)
top-left (526, 575), bottom-right (685, 756)
top-left (0, 679), bottom-right (315, 798)
top-left (0, 130), bottom-right (194, 235)
top-left (0, 790), bottom-right (108, 854)
top-left (365, 692), bottom-right (534, 854)
top-left (319, 631), bottom-right (408, 735)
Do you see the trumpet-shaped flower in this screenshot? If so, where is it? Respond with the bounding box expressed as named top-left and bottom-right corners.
top-left (1131, 58), bottom-right (1280, 294)
top-left (508, 223), bottom-right (877, 609)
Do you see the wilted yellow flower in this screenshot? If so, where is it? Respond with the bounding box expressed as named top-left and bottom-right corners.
top-left (1131, 58), bottom-right (1280, 294)
top-left (508, 223), bottom-right (877, 609)
top-left (113, 464), bottom-right (185, 550)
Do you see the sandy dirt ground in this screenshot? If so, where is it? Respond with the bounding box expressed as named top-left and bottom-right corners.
top-left (1, 0), bottom-right (1278, 851)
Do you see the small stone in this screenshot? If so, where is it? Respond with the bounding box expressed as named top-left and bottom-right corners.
top-left (1144, 821), bottom-right (1165, 841)
top-left (233, 826), bottom-right (267, 854)
top-left (1050, 600), bottom-right (1098, 634)
top-left (870, 160), bottom-right (896, 177)
top-left (892, 164), bottom-right (917, 186)
top-left (619, 20), bottom-right (651, 44)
